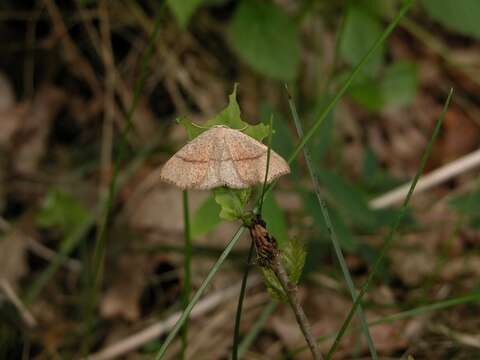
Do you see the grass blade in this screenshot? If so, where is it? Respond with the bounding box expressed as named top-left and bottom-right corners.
top-left (231, 241), bottom-right (255, 360)
top-left (326, 88), bottom-right (455, 358)
top-left (286, 0), bottom-right (413, 164)
top-left (287, 91), bottom-right (378, 359)
top-left (181, 190), bottom-right (192, 359)
top-left (155, 226), bottom-right (246, 359)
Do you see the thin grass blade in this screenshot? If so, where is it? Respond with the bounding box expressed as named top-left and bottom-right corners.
top-left (181, 190), bottom-right (192, 359)
top-left (155, 227), bottom-right (246, 360)
top-left (287, 90), bottom-right (378, 359)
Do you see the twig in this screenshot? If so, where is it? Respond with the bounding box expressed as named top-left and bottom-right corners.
top-left (369, 147), bottom-right (480, 209)
top-left (0, 216), bottom-right (81, 272)
top-left (271, 257), bottom-right (323, 360)
top-left (249, 216), bottom-right (323, 360)
top-left (86, 275), bottom-right (260, 360)
top-left (287, 87), bottom-right (378, 359)
top-left (0, 279), bottom-right (37, 328)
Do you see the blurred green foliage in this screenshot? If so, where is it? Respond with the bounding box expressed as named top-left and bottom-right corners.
top-left (229, 0), bottom-right (300, 81)
top-left (36, 189), bottom-right (89, 234)
top-left (449, 190), bottom-right (480, 229)
top-left (421, 0), bottom-right (480, 38)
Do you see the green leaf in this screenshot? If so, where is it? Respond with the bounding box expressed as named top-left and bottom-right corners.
top-left (213, 188), bottom-right (251, 221)
top-left (190, 195), bottom-right (222, 238)
top-left (309, 94), bottom-right (336, 164)
top-left (422, 0), bottom-right (480, 39)
top-left (260, 267), bottom-right (287, 301)
top-left (262, 196), bottom-right (288, 248)
top-left (282, 238), bottom-right (306, 284)
top-left (449, 190), bottom-right (480, 228)
top-left (179, 85), bottom-right (270, 142)
top-left (362, 148), bottom-right (404, 193)
top-left (167, 0), bottom-right (205, 27)
top-left (260, 238), bottom-right (306, 302)
top-left (340, 4), bottom-right (384, 77)
top-left (349, 61), bottom-right (417, 110)
top-left (229, 0), bottom-right (300, 81)
top-left (36, 189), bottom-right (89, 234)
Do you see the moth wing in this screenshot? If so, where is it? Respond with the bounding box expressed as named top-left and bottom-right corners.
top-left (226, 129), bottom-right (290, 185)
top-left (175, 129), bottom-right (217, 162)
top-left (225, 129), bottom-right (267, 185)
top-left (160, 156), bottom-right (209, 190)
top-left (160, 129), bottom-right (218, 189)
top-left (264, 151), bottom-right (290, 183)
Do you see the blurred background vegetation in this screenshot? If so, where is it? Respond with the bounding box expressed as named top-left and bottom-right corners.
top-left (1, 0), bottom-right (480, 359)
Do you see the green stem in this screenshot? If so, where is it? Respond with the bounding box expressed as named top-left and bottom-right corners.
top-left (326, 88), bottom-right (454, 359)
top-left (181, 190), bottom-right (192, 359)
top-left (231, 240), bottom-right (255, 360)
top-left (259, 116), bottom-right (274, 214)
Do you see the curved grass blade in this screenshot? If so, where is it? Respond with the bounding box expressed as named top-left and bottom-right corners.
top-left (180, 190), bottom-right (192, 359)
top-left (287, 90), bottom-right (378, 359)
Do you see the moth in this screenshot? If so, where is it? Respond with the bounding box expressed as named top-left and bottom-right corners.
top-left (160, 125), bottom-right (290, 190)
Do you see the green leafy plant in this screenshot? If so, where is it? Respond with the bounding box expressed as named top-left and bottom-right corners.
top-left (155, 2), bottom-right (416, 358)
top-left (421, 0), bottom-right (480, 38)
top-left (229, 0), bottom-right (300, 81)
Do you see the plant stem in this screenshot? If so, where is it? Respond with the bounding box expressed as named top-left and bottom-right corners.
top-left (272, 256), bottom-right (323, 360)
top-left (231, 240), bottom-right (254, 360)
top-left (180, 190), bottom-right (192, 359)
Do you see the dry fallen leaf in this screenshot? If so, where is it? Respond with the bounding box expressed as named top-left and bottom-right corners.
top-left (390, 250), bottom-right (436, 286)
top-left (12, 85), bottom-right (65, 174)
top-left (0, 229), bottom-right (28, 287)
top-left (100, 255), bottom-right (148, 321)
top-left (160, 125), bottom-right (290, 190)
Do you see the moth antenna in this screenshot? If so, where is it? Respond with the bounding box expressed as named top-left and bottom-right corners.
top-left (237, 124), bottom-right (249, 132)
